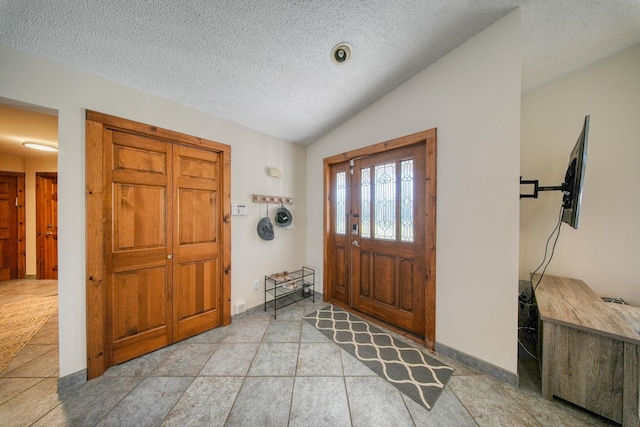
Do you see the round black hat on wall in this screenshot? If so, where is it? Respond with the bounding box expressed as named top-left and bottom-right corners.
top-left (257, 216), bottom-right (274, 240)
top-left (275, 206), bottom-right (292, 227)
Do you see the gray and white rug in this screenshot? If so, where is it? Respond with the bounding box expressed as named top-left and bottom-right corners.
top-left (303, 305), bottom-right (454, 410)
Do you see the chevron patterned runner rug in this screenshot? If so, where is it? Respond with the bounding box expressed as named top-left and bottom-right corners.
top-left (0, 295), bottom-right (57, 373)
top-left (303, 305), bottom-right (454, 411)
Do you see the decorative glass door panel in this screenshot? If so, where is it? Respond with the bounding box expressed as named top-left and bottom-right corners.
top-left (360, 159), bottom-right (415, 242)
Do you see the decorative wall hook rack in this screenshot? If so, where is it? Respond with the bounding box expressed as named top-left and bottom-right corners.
top-left (252, 194), bottom-right (293, 205)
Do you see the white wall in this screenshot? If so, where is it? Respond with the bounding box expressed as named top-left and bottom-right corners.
top-left (521, 43), bottom-right (640, 306)
top-left (0, 44), bottom-right (307, 377)
top-left (307, 11), bottom-right (521, 373)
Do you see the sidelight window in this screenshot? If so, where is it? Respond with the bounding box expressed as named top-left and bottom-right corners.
top-left (336, 171), bottom-right (346, 234)
top-left (400, 159), bottom-right (414, 242)
top-left (361, 168), bottom-right (371, 238)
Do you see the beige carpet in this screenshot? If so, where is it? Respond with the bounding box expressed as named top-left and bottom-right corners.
top-left (0, 295), bottom-right (58, 373)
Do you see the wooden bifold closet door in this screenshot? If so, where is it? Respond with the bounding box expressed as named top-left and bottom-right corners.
top-left (86, 111), bottom-right (231, 379)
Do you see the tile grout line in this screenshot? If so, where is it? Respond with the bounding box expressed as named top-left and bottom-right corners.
top-left (339, 347), bottom-right (355, 427)
top-left (222, 317), bottom-right (270, 425)
top-left (159, 376), bottom-right (198, 425)
top-left (287, 331), bottom-right (301, 427)
top-left (445, 383), bottom-right (481, 427)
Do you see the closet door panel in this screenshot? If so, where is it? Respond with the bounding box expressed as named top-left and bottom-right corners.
top-left (173, 144), bottom-right (222, 341)
top-left (107, 130), bottom-right (173, 365)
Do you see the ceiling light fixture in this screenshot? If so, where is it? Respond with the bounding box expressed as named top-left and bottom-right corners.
top-left (331, 43), bottom-right (352, 64)
top-left (22, 141), bottom-right (58, 152)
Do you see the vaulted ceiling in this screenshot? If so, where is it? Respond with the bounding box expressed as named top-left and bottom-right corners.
top-left (1, 1), bottom-right (640, 145)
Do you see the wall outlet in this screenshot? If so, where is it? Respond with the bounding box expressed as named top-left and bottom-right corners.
top-left (235, 302), bottom-right (245, 314)
top-left (253, 279), bottom-right (259, 290)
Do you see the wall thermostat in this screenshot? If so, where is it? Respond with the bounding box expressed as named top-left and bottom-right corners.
top-left (231, 204), bottom-right (248, 215)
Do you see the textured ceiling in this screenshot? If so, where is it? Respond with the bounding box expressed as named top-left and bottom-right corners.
top-left (1, 1), bottom-right (640, 145)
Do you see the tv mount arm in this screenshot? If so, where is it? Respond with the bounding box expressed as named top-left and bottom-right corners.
top-left (520, 177), bottom-right (565, 199)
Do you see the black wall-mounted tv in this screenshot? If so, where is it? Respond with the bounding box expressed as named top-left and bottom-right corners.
top-left (561, 115), bottom-right (590, 229)
top-left (520, 115), bottom-right (590, 229)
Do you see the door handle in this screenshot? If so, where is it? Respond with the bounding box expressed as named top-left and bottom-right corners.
top-left (45, 232), bottom-right (53, 237)
top-left (167, 254), bottom-right (173, 259)
top-left (352, 240), bottom-right (360, 247)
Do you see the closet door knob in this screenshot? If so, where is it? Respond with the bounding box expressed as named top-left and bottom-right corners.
top-left (167, 254), bottom-right (173, 259)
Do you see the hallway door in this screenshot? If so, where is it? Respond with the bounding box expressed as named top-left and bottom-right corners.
top-left (0, 172), bottom-right (25, 280)
top-left (0, 174), bottom-right (19, 280)
top-left (36, 173), bottom-right (58, 279)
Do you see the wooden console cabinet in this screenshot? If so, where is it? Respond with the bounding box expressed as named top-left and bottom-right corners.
top-left (535, 275), bottom-right (639, 426)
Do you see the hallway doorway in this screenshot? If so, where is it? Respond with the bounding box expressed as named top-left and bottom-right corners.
top-left (0, 97), bottom-right (60, 378)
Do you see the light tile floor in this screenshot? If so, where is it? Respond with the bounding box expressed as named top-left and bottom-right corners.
top-left (0, 282), bottom-right (617, 426)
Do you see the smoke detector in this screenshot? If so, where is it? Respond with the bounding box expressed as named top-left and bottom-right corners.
top-left (331, 43), bottom-right (352, 64)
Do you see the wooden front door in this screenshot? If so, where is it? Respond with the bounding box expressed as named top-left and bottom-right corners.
top-left (36, 173), bottom-right (58, 279)
top-left (0, 174), bottom-right (19, 280)
top-left (324, 130), bottom-right (437, 347)
top-left (86, 111), bottom-right (231, 378)
top-left (351, 143), bottom-right (427, 336)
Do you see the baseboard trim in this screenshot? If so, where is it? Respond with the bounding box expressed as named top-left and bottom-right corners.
top-left (232, 291), bottom-right (323, 321)
top-left (57, 369), bottom-right (87, 396)
top-left (435, 342), bottom-right (519, 387)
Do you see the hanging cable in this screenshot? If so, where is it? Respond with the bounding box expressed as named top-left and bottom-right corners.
top-left (517, 325), bottom-right (538, 360)
top-left (530, 204), bottom-right (564, 299)
top-left (520, 204), bottom-right (565, 335)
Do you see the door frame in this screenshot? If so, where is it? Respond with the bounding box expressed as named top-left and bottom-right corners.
top-left (0, 171), bottom-right (26, 280)
top-left (323, 129), bottom-right (437, 349)
top-left (35, 172), bottom-right (58, 279)
top-left (85, 111), bottom-right (232, 379)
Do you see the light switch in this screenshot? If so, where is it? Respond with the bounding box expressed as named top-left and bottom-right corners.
top-left (267, 168), bottom-right (282, 178)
